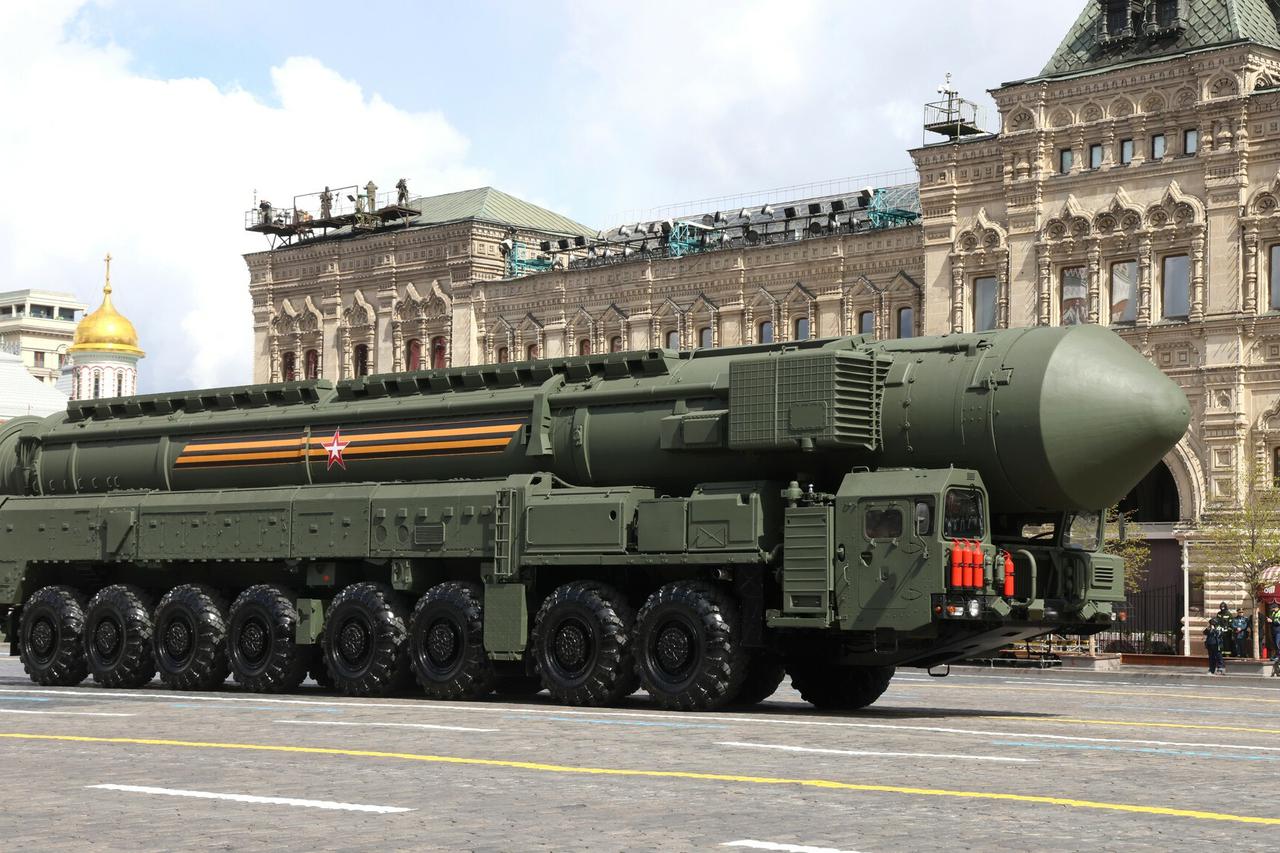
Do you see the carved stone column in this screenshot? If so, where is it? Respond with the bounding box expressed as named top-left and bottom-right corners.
top-left (950, 257), bottom-right (965, 333)
top-left (338, 327), bottom-right (350, 379)
top-left (1036, 250), bottom-right (1051, 326)
top-left (268, 335), bottom-right (280, 383)
top-left (1190, 226), bottom-right (1206, 322)
top-left (1244, 222), bottom-right (1259, 313)
top-left (1137, 234), bottom-right (1153, 325)
top-left (292, 333), bottom-right (303, 380)
top-left (391, 319), bottom-right (403, 371)
top-left (997, 256), bottom-right (1010, 329)
top-left (1087, 242), bottom-right (1102, 324)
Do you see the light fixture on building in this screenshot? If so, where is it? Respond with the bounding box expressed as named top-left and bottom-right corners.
top-left (540, 240), bottom-right (553, 252)
top-left (858, 187), bottom-right (874, 208)
top-left (574, 235), bottom-right (587, 248)
top-left (831, 199), bottom-right (846, 214)
top-left (783, 206), bottom-right (797, 220)
top-left (557, 238), bottom-right (571, 251)
top-left (499, 238), bottom-right (514, 256)
top-left (760, 204), bottom-right (774, 217)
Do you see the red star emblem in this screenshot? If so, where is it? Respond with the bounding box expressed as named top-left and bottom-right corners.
top-left (321, 427), bottom-right (349, 470)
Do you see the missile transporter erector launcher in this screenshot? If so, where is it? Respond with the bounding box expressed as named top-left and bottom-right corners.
top-left (0, 324), bottom-right (1188, 710)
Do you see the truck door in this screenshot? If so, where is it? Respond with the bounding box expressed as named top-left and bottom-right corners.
top-left (855, 498), bottom-right (928, 616)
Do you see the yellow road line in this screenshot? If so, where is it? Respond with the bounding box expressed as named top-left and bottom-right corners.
top-left (2, 732), bottom-right (1277, 826)
top-left (986, 716), bottom-right (1280, 735)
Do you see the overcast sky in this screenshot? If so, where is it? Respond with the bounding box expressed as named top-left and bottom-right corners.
top-left (0, 1), bottom-right (1082, 393)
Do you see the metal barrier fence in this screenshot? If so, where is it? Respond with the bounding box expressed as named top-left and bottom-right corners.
top-left (1093, 583), bottom-right (1184, 655)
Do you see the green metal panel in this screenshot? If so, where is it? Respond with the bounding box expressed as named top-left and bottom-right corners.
top-left (687, 486), bottom-right (763, 551)
top-left (0, 497), bottom-right (100, 561)
top-left (728, 349), bottom-right (884, 451)
top-left (782, 506), bottom-right (833, 616)
top-left (137, 491), bottom-right (292, 561)
top-left (290, 485), bottom-right (371, 559)
top-left (483, 583), bottom-right (528, 656)
top-left (524, 489), bottom-right (652, 554)
top-left (636, 499), bottom-right (687, 552)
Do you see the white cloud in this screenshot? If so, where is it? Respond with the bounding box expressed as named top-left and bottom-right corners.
top-left (0, 3), bottom-right (487, 392)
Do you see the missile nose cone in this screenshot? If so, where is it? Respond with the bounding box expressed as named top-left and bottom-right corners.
top-left (1040, 326), bottom-right (1189, 509)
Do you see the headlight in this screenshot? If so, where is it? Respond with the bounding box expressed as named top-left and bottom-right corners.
top-left (967, 599), bottom-right (981, 618)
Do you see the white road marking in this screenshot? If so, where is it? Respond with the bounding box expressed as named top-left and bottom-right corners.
top-left (0, 708), bottom-right (133, 717)
top-left (722, 841), bottom-right (864, 853)
top-left (86, 784), bottom-right (412, 814)
top-left (274, 719), bottom-right (497, 733)
top-left (3, 686), bottom-right (1278, 752)
top-left (718, 740), bottom-right (1035, 763)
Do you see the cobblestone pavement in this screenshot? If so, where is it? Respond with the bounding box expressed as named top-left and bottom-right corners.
top-left (0, 651), bottom-right (1276, 852)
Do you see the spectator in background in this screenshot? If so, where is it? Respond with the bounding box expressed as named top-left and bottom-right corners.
top-left (1268, 603), bottom-right (1280, 668)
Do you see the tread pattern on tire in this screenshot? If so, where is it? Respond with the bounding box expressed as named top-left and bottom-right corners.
top-left (153, 584), bottom-right (230, 691)
top-left (788, 663), bottom-right (895, 711)
top-left (532, 581), bottom-right (638, 706)
top-left (19, 585), bottom-right (88, 686)
top-left (227, 584), bottom-right (308, 693)
top-left (634, 581), bottom-right (747, 711)
top-left (733, 652), bottom-right (786, 707)
top-left (321, 582), bottom-right (410, 697)
top-left (408, 581), bottom-right (495, 700)
top-left (85, 584), bottom-right (156, 688)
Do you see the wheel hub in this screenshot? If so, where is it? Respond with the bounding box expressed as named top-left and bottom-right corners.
top-left (552, 620), bottom-right (590, 672)
top-left (655, 623), bottom-right (693, 677)
top-left (164, 619), bottom-right (192, 660)
top-left (338, 620), bottom-right (369, 665)
top-left (238, 618), bottom-right (268, 664)
top-left (29, 618), bottom-right (55, 657)
top-left (94, 618), bottom-right (121, 658)
top-left (426, 620), bottom-right (459, 667)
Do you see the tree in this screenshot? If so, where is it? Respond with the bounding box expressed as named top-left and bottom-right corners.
top-left (1104, 504), bottom-right (1151, 595)
top-left (1197, 457), bottom-right (1280, 659)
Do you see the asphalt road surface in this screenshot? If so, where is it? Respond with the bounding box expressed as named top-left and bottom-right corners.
top-left (0, 651), bottom-right (1276, 852)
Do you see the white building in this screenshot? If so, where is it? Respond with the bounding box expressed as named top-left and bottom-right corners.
top-left (0, 289), bottom-right (85, 386)
top-left (0, 348), bottom-right (67, 422)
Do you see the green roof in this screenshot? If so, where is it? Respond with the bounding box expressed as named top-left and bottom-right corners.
top-left (409, 186), bottom-right (595, 237)
top-left (1033, 0), bottom-right (1280, 80)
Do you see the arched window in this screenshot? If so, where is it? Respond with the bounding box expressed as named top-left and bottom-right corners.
top-left (526, 342), bottom-right (539, 360)
top-left (116, 372), bottom-right (123, 397)
top-left (698, 327), bottom-right (713, 348)
top-left (897, 306), bottom-right (914, 339)
top-left (405, 339), bottom-right (422, 372)
top-left (664, 329), bottom-right (680, 349)
top-left (609, 336), bottom-right (623, 353)
top-left (92, 370), bottom-right (101, 399)
top-left (304, 349), bottom-right (319, 379)
top-left (282, 351), bottom-right (297, 382)
top-left (497, 346), bottom-right (509, 363)
top-left (758, 320), bottom-right (773, 344)
top-left (431, 336), bottom-right (447, 369)
top-left (858, 311), bottom-right (874, 335)
top-left (794, 316), bottom-right (810, 340)
top-left (577, 338), bottom-right (592, 356)
top-left (353, 344), bottom-right (370, 377)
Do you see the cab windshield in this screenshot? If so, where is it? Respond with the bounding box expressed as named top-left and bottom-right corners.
top-left (1063, 510), bottom-right (1102, 551)
top-left (943, 488), bottom-right (984, 539)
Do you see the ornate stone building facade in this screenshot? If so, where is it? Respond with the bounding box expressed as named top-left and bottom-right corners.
top-left (247, 0), bottom-right (1280, 649)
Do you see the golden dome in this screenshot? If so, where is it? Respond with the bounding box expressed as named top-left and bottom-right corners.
top-left (69, 253), bottom-right (144, 357)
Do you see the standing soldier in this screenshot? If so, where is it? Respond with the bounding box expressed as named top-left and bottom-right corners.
top-left (396, 178), bottom-right (409, 206)
top-left (365, 180), bottom-right (378, 211)
top-left (1204, 615), bottom-right (1226, 675)
top-left (1268, 603), bottom-right (1280, 673)
top-left (319, 186), bottom-right (333, 219)
top-left (1231, 608), bottom-right (1251, 658)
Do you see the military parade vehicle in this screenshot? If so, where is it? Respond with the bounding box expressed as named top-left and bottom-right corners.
top-left (0, 324), bottom-right (1189, 710)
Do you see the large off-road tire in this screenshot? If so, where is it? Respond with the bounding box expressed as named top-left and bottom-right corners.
top-left (153, 584), bottom-right (230, 691)
top-left (788, 663), bottom-right (895, 711)
top-left (408, 582), bottom-right (495, 700)
top-left (493, 674), bottom-right (544, 698)
top-left (733, 651), bottom-right (786, 707)
top-left (322, 582), bottom-right (410, 697)
top-left (532, 581), bottom-right (638, 706)
top-left (84, 584), bottom-right (156, 688)
top-left (227, 585), bottom-right (308, 693)
top-left (634, 581), bottom-right (747, 711)
top-left (18, 585), bottom-right (88, 686)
